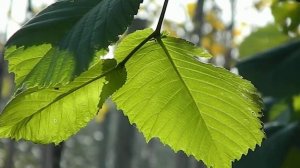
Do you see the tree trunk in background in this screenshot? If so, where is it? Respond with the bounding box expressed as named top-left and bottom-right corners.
top-left (53, 143), bottom-right (64, 168)
top-left (195, 162), bottom-right (206, 168)
top-left (144, 141), bottom-right (156, 168)
top-left (224, 0), bottom-right (236, 69)
top-left (193, 0), bottom-right (205, 44)
top-left (99, 108), bottom-right (120, 168)
top-left (27, 0), bottom-right (33, 12)
top-left (98, 111), bottom-right (111, 168)
top-left (0, 42), bottom-right (15, 168)
top-left (4, 140), bottom-right (15, 168)
top-left (1, 2), bottom-right (14, 167)
top-left (175, 151), bottom-right (190, 168)
top-left (26, 0), bottom-right (34, 18)
top-left (41, 145), bottom-right (53, 168)
top-left (41, 144), bottom-right (64, 168)
top-left (114, 114), bottom-right (135, 168)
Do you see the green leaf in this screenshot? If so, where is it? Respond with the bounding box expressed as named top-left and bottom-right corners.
top-left (114, 28), bottom-right (212, 63)
top-left (113, 30), bottom-right (264, 168)
top-left (282, 146), bottom-right (300, 168)
top-left (292, 95), bottom-right (300, 120)
top-left (239, 24), bottom-right (290, 58)
top-left (268, 99), bottom-right (290, 122)
top-left (272, 0), bottom-right (300, 35)
top-left (0, 59), bottom-right (123, 144)
top-left (5, 0), bottom-right (142, 89)
top-left (293, 95), bottom-right (300, 111)
top-left (237, 40), bottom-right (300, 97)
top-left (4, 44), bottom-right (52, 88)
top-left (98, 60), bottom-right (127, 107)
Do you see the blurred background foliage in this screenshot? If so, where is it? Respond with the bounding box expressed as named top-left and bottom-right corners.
top-left (0, 0), bottom-right (300, 168)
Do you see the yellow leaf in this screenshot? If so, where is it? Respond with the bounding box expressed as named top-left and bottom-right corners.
top-left (232, 28), bottom-right (242, 37)
top-left (212, 20), bottom-right (225, 31)
top-left (95, 103), bottom-right (110, 123)
top-left (255, 0), bottom-right (272, 10)
top-left (205, 12), bottom-right (225, 31)
top-left (201, 37), bottom-right (211, 49)
top-left (211, 43), bottom-right (226, 56)
top-left (1, 76), bottom-right (13, 98)
top-left (187, 3), bottom-right (197, 19)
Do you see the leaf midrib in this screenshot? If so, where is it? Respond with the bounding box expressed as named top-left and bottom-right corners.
top-left (156, 38), bottom-right (222, 163)
top-left (13, 64), bottom-right (115, 126)
top-left (157, 38), bottom-right (207, 126)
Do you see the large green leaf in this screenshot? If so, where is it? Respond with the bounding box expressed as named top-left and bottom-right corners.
top-left (0, 59), bottom-right (123, 144)
top-left (237, 40), bottom-right (300, 97)
top-left (5, 0), bottom-right (142, 89)
top-left (114, 29), bottom-right (212, 63)
top-left (113, 30), bottom-right (264, 168)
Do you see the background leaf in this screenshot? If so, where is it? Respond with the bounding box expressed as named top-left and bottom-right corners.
top-left (282, 146), bottom-right (300, 168)
top-left (98, 60), bottom-right (127, 107)
top-left (272, 0), bottom-right (300, 35)
top-left (113, 30), bottom-right (264, 168)
top-left (233, 122), bottom-right (299, 168)
top-left (237, 39), bottom-right (300, 98)
top-left (239, 24), bottom-right (290, 58)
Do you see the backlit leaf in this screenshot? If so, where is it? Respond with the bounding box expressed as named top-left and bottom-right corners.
top-left (0, 59), bottom-right (124, 144)
top-left (113, 29), bottom-right (264, 168)
top-left (5, 0), bottom-right (142, 89)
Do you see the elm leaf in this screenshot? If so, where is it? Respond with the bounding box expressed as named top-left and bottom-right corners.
top-left (113, 29), bottom-right (264, 168)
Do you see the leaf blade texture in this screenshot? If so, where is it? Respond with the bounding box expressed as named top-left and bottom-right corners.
top-left (113, 29), bottom-right (264, 168)
top-left (0, 60), bottom-right (121, 144)
top-left (5, 0), bottom-right (142, 89)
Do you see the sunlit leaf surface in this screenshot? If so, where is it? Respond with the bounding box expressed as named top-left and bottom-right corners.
top-left (0, 59), bottom-right (124, 144)
top-left (5, 0), bottom-right (142, 88)
top-left (113, 29), bottom-right (264, 168)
